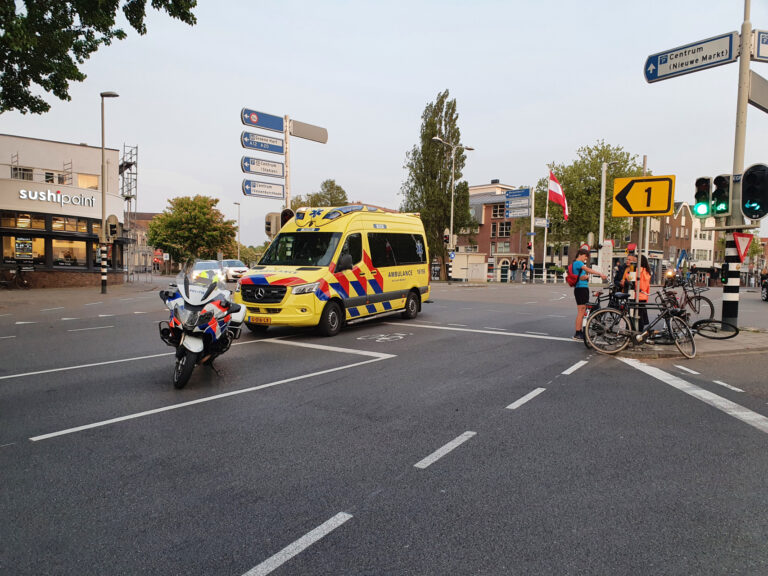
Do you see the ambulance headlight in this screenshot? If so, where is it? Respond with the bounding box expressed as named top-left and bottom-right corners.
top-left (292, 282), bottom-right (319, 295)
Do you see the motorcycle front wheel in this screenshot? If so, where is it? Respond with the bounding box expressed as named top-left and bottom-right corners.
top-left (173, 348), bottom-right (197, 389)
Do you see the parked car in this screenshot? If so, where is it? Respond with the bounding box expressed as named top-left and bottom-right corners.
top-left (190, 259), bottom-right (224, 282)
top-left (220, 259), bottom-right (249, 282)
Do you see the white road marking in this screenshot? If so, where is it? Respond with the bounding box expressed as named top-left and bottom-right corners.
top-left (391, 322), bottom-right (573, 342)
top-left (98, 314), bottom-right (114, 318)
top-left (243, 512), bottom-right (353, 576)
top-left (621, 358), bottom-right (768, 434)
top-left (525, 331), bottom-right (549, 336)
top-left (40, 307), bottom-right (64, 311)
top-left (84, 302), bottom-right (102, 306)
top-left (67, 326), bottom-right (114, 332)
top-left (506, 388), bottom-right (546, 410)
top-left (133, 311), bottom-right (147, 314)
top-left (674, 365), bottom-right (699, 375)
top-left (713, 380), bottom-right (744, 392)
top-left (447, 323), bottom-right (468, 327)
top-left (525, 301), bottom-right (537, 304)
top-left (0, 335), bottom-right (16, 340)
top-left (483, 327), bottom-right (507, 331)
top-left (15, 321), bottom-right (36, 325)
top-left (61, 317), bottom-right (79, 321)
top-left (562, 360), bottom-right (588, 375)
top-left (547, 314), bottom-right (568, 318)
top-left (0, 313), bottom-right (11, 317)
top-left (25, 338), bottom-right (395, 441)
top-left (414, 431), bottom-right (476, 469)
top-left (119, 298), bottom-right (135, 301)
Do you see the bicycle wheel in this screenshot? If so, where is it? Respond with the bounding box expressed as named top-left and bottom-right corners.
top-left (585, 308), bottom-right (631, 354)
top-left (669, 316), bottom-right (696, 359)
top-left (690, 319), bottom-right (739, 340)
top-left (687, 295), bottom-right (714, 323)
top-left (14, 273), bottom-right (29, 289)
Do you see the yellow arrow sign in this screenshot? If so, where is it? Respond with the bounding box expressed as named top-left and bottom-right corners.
top-left (612, 176), bottom-right (675, 217)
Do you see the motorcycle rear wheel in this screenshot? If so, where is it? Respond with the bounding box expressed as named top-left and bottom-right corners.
top-left (173, 349), bottom-right (197, 389)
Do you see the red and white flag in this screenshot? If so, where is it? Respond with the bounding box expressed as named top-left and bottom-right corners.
top-left (548, 171), bottom-right (568, 221)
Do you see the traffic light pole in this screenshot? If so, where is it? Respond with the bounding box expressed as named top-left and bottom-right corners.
top-left (722, 0), bottom-right (752, 326)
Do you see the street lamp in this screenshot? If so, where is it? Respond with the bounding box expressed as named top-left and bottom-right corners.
top-left (598, 160), bottom-right (619, 274)
top-left (100, 91), bottom-right (119, 294)
top-left (234, 201), bottom-right (241, 261)
top-left (431, 136), bottom-right (474, 251)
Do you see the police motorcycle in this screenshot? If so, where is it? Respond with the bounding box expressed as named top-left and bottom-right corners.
top-left (158, 269), bottom-right (246, 389)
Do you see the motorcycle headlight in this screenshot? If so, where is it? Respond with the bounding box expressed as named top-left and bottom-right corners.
top-left (291, 281), bottom-right (319, 295)
top-left (176, 307), bottom-right (199, 328)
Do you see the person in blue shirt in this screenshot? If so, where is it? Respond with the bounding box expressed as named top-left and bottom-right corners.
top-left (572, 248), bottom-right (607, 340)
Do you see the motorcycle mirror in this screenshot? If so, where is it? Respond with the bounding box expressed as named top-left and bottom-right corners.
top-left (169, 282), bottom-right (177, 287)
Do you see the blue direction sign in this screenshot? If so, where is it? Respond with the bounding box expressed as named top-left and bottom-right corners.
top-left (242, 179), bottom-right (285, 200)
top-left (241, 131), bottom-right (285, 155)
top-left (754, 30), bottom-right (768, 63)
top-left (505, 188), bottom-right (530, 199)
top-left (241, 108), bottom-right (284, 133)
top-left (241, 156), bottom-right (285, 178)
top-left (644, 31), bottom-right (738, 83)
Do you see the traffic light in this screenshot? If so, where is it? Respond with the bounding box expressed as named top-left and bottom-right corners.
top-left (526, 241), bottom-right (532, 250)
top-left (443, 233), bottom-right (449, 244)
top-left (265, 212), bottom-right (280, 239)
top-left (711, 174), bottom-right (731, 216)
top-left (108, 223), bottom-right (117, 237)
top-left (693, 177), bottom-right (711, 218)
top-left (720, 262), bottom-right (729, 284)
top-left (742, 163), bottom-right (768, 220)
top-left (280, 208), bottom-right (295, 227)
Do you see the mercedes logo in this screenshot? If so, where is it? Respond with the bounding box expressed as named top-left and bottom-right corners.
top-left (255, 287), bottom-right (266, 300)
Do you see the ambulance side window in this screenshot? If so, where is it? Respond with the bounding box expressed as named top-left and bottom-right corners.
top-left (337, 233), bottom-right (362, 271)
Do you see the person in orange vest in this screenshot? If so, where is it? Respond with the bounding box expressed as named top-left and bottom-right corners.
top-left (623, 254), bottom-right (652, 330)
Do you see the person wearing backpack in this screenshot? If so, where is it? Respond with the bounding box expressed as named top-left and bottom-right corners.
top-left (571, 248), bottom-right (607, 340)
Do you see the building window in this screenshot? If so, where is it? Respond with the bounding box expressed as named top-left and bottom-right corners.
top-left (1, 211), bottom-right (46, 229)
top-left (491, 223), bottom-right (497, 237)
top-left (496, 241), bottom-right (510, 253)
top-left (498, 222), bottom-right (511, 237)
top-left (2, 236), bottom-right (45, 265)
top-left (491, 204), bottom-right (505, 218)
top-left (45, 172), bottom-right (55, 183)
top-left (491, 242), bottom-right (495, 254)
top-left (11, 166), bottom-right (33, 180)
top-left (53, 239), bottom-right (87, 267)
top-left (563, 245), bottom-right (569, 257)
top-left (77, 174), bottom-right (99, 190)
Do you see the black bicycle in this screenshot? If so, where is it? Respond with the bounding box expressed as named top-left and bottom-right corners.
top-left (689, 318), bottom-right (739, 340)
top-left (585, 291), bottom-right (696, 358)
top-left (662, 277), bottom-right (714, 323)
top-left (0, 265), bottom-right (31, 289)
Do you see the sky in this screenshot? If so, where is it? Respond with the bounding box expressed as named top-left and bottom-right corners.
top-left (4, 0), bottom-right (768, 246)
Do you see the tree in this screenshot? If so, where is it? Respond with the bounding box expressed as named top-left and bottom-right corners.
top-left (1, 1), bottom-right (197, 114)
top-left (147, 195), bottom-right (236, 267)
top-left (290, 179), bottom-right (349, 210)
top-left (533, 140), bottom-right (646, 248)
top-left (400, 89), bottom-right (470, 275)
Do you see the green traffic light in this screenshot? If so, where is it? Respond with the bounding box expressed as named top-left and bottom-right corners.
top-left (693, 202), bottom-right (710, 216)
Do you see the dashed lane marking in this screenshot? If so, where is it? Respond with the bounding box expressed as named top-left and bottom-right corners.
top-left (674, 365), bottom-right (699, 375)
top-left (713, 380), bottom-right (744, 393)
top-left (414, 431), bottom-right (476, 469)
top-left (506, 388), bottom-right (546, 410)
top-left (242, 513), bottom-right (353, 576)
top-left (562, 360), bottom-right (588, 375)
top-left (67, 326), bottom-right (114, 332)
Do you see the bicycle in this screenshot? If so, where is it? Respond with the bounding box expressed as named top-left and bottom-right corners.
top-left (689, 318), bottom-right (739, 340)
top-left (0, 265), bottom-right (31, 289)
top-left (585, 291), bottom-right (696, 358)
top-left (662, 276), bottom-right (714, 323)
top-left (581, 281), bottom-right (625, 349)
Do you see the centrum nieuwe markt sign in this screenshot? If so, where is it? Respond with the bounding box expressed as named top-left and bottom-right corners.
top-left (644, 31), bottom-right (739, 83)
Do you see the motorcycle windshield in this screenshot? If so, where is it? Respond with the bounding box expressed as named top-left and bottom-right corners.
top-left (176, 271), bottom-right (223, 306)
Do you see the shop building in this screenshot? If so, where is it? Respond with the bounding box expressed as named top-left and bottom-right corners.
top-left (0, 134), bottom-right (127, 287)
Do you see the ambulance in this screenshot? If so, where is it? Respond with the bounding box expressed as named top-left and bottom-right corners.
top-left (234, 205), bottom-right (431, 336)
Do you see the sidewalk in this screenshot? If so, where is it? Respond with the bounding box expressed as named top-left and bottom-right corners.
top-left (619, 327), bottom-right (768, 359)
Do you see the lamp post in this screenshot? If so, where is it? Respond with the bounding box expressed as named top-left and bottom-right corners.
top-left (234, 201), bottom-right (241, 261)
top-left (431, 136), bottom-right (474, 251)
top-left (598, 160), bottom-right (618, 274)
top-left (100, 91), bottom-right (119, 294)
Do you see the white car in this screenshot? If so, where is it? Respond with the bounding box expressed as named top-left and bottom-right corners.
top-left (220, 259), bottom-right (249, 282)
top-left (190, 260), bottom-right (225, 282)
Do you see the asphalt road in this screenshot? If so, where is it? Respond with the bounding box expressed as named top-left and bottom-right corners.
top-left (2, 282), bottom-right (768, 575)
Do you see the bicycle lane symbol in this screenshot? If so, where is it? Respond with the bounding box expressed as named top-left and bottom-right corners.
top-left (356, 333), bottom-right (412, 343)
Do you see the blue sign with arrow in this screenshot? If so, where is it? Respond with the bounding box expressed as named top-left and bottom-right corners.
top-left (644, 31), bottom-right (738, 83)
top-left (241, 108), bottom-right (284, 133)
top-left (241, 131), bottom-right (285, 155)
top-left (505, 188), bottom-right (530, 199)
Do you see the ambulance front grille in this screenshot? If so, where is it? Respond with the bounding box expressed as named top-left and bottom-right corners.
top-left (241, 285), bottom-right (287, 304)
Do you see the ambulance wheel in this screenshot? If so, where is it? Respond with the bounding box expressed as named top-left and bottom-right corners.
top-left (318, 301), bottom-right (342, 337)
top-left (245, 322), bottom-right (268, 334)
top-left (401, 291), bottom-right (419, 319)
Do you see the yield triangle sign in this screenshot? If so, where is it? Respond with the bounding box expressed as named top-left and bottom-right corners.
top-left (733, 232), bottom-right (753, 263)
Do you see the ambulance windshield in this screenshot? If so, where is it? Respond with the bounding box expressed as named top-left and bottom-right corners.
top-left (260, 232), bottom-right (342, 267)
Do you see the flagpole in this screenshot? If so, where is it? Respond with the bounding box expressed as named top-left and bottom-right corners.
top-left (542, 192), bottom-right (549, 284)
